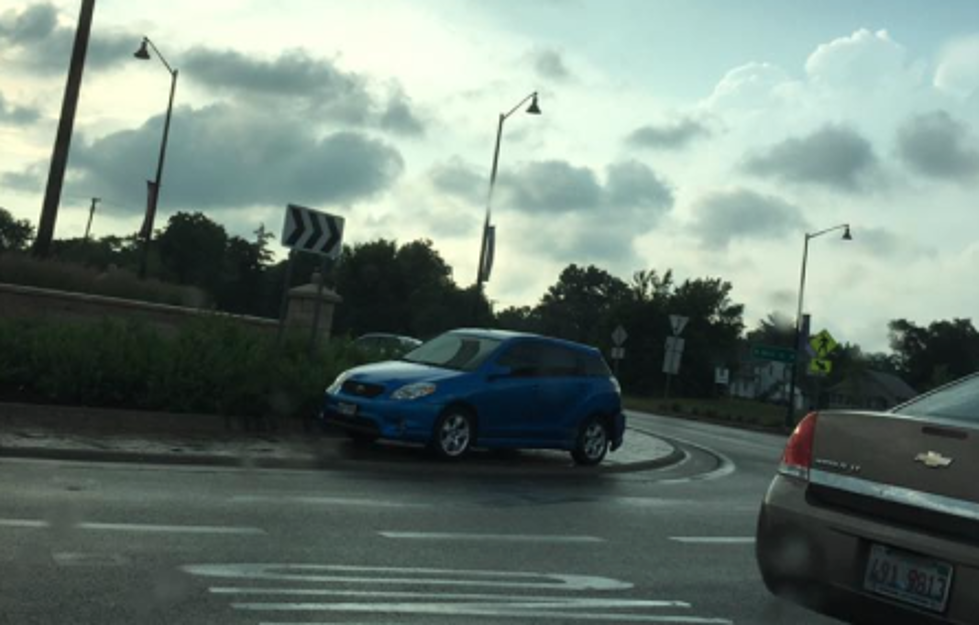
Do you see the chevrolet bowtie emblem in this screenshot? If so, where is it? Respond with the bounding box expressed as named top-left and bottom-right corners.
top-left (914, 451), bottom-right (954, 469)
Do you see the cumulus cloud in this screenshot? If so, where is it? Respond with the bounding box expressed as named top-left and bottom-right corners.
top-left (0, 3), bottom-right (136, 73)
top-left (896, 110), bottom-right (979, 181)
top-left (855, 226), bottom-right (934, 259)
top-left (182, 46), bottom-right (425, 135)
top-left (705, 62), bottom-right (793, 110)
top-left (530, 47), bottom-right (571, 81)
top-left (0, 91), bottom-right (40, 125)
top-left (626, 117), bottom-right (710, 150)
top-left (500, 159), bottom-right (672, 216)
top-left (690, 188), bottom-right (807, 248)
top-left (429, 158), bottom-right (485, 205)
top-left (5, 103), bottom-right (404, 212)
top-left (934, 37), bottom-right (979, 98)
top-left (805, 29), bottom-right (912, 89)
top-left (744, 125), bottom-right (878, 192)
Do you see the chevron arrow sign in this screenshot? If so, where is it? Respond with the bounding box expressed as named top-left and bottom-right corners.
top-left (281, 204), bottom-right (345, 258)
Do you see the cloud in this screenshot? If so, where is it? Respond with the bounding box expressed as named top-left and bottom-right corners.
top-left (805, 29), bottom-right (912, 90)
top-left (0, 91), bottom-right (41, 125)
top-left (604, 160), bottom-right (674, 212)
top-left (429, 158), bottom-right (485, 204)
top-left (934, 36), bottom-right (979, 98)
top-left (690, 188), bottom-right (807, 248)
top-left (530, 48), bottom-right (571, 81)
top-left (5, 103), bottom-right (404, 212)
top-left (626, 117), bottom-right (710, 150)
top-left (0, 3), bottom-right (137, 73)
top-left (499, 159), bottom-right (672, 215)
top-left (744, 124), bottom-right (878, 192)
top-left (706, 62), bottom-right (793, 110)
top-left (855, 226), bottom-right (935, 259)
top-left (896, 110), bottom-right (979, 181)
top-left (182, 46), bottom-right (424, 134)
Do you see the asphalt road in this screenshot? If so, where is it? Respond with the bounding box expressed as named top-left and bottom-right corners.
top-left (0, 411), bottom-right (840, 625)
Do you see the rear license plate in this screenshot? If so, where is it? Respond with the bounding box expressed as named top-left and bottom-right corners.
top-left (337, 402), bottom-right (358, 417)
top-left (864, 544), bottom-right (953, 613)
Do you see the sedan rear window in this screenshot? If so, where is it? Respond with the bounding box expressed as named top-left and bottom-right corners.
top-left (893, 373), bottom-right (979, 425)
top-left (402, 333), bottom-right (501, 372)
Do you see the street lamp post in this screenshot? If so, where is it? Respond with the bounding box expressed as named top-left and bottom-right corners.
top-left (785, 223), bottom-right (853, 428)
top-left (133, 37), bottom-right (178, 279)
top-left (474, 92), bottom-right (541, 312)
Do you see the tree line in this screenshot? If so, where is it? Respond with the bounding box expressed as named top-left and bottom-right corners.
top-left (1, 208), bottom-right (976, 397)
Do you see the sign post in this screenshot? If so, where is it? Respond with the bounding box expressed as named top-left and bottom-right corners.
top-left (662, 315), bottom-right (688, 399)
top-left (610, 325), bottom-right (628, 376)
top-left (277, 204), bottom-right (345, 351)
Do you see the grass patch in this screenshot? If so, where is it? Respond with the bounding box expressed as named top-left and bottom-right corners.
top-left (624, 395), bottom-right (787, 430)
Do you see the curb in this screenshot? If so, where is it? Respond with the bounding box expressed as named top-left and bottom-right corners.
top-left (0, 428), bottom-right (684, 476)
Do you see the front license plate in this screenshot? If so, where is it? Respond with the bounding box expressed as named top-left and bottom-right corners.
top-left (864, 544), bottom-right (953, 613)
top-left (337, 402), bottom-right (358, 417)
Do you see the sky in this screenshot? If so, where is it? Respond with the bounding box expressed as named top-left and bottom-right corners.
top-left (2, 0), bottom-right (978, 352)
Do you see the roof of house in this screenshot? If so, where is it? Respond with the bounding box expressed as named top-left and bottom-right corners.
top-left (828, 369), bottom-right (917, 399)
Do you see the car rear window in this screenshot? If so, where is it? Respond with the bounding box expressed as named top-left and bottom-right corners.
top-left (893, 374), bottom-right (979, 425)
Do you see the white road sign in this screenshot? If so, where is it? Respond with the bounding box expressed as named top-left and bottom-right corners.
top-left (663, 336), bottom-right (685, 375)
top-left (612, 325), bottom-right (628, 346)
top-left (611, 347), bottom-right (625, 360)
top-left (669, 315), bottom-right (689, 336)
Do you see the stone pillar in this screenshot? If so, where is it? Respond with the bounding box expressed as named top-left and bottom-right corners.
top-left (285, 271), bottom-right (342, 339)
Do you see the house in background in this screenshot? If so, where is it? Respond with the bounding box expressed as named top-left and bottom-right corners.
top-left (827, 370), bottom-right (917, 411)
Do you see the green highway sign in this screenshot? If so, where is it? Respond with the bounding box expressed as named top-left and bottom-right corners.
top-left (752, 344), bottom-right (796, 363)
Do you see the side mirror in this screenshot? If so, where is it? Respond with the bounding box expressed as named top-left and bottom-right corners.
top-left (487, 365), bottom-right (513, 381)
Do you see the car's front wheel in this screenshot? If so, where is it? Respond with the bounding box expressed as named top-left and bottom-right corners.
top-left (572, 416), bottom-right (609, 466)
top-left (432, 410), bottom-right (474, 460)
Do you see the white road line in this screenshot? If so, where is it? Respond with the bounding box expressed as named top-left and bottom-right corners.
top-left (210, 587), bottom-right (688, 607)
top-left (231, 495), bottom-right (429, 508)
top-left (669, 537), bottom-right (755, 544)
top-left (0, 518), bottom-right (49, 528)
top-left (78, 522), bottom-right (266, 535)
top-left (380, 531), bottom-right (605, 543)
top-left (242, 603), bottom-right (732, 623)
top-left (184, 564), bottom-right (633, 591)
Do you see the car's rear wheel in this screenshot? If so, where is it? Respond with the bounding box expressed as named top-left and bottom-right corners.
top-left (572, 416), bottom-right (609, 466)
top-left (346, 430), bottom-right (378, 445)
top-left (432, 410), bottom-right (474, 460)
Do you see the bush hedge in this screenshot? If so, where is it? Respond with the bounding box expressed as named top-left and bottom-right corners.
top-left (0, 317), bottom-right (365, 418)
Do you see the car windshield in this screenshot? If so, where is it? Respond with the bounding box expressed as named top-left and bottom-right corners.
top-left (402, 333), bottom-right (502, 372)
top-left (893, 374), bottom-right (979, 425)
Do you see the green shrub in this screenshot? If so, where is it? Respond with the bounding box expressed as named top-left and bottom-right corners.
top-left (0, 317), bottom-right (362, 418)
top-left (0, 253), bottom-right (206, 307)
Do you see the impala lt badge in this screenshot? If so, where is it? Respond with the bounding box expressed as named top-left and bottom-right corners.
top-left (914, 451), bottom-right (954, 469)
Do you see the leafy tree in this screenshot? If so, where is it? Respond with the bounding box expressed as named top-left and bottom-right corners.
top-left (0, 207), bottom-right (33, 252)
top-left (536, 264), bottom-right (631, 345)
top-left (155, 212), bottom-right (229, 295)
top-left (889, 318), bottom-right (979, 391)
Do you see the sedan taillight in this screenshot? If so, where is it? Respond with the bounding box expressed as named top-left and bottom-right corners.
top-left (778, 412), bottom-right (818, 481)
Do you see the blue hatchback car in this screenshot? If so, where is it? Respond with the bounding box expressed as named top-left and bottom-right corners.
top-left (322, 329), bottom-right (625, 465)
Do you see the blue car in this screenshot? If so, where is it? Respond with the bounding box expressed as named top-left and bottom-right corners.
top-left (322, 329), bottom-right (625, 465)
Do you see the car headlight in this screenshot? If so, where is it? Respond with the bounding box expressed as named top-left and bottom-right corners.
top-left (326, 371), bottom-right (351, 395)
top-left (391, 382), bottom-right (437, 401)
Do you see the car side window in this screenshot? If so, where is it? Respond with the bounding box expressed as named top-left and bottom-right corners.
top-left (579, 352), bottom-right (612, 377)
top-left (496, 343), bottom-right (542, 377)
top-left (537, 345), bottom-right (580, 377)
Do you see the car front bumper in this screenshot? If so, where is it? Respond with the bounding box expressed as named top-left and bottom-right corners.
top-left (322, 393), bottom-right (443, 443)
top-left (756, 474), bottom-right (979, 625)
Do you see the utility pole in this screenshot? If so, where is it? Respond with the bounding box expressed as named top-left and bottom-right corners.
top-left (33, 0), bottom-right (96, 257)
top-left (83, 197), bottom-right (100, 240)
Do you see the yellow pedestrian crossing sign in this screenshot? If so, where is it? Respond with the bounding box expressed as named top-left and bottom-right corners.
top-left (810, 330), bottom-right (838, 357)
top-left (809, 358), bottom-right (832, 376)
